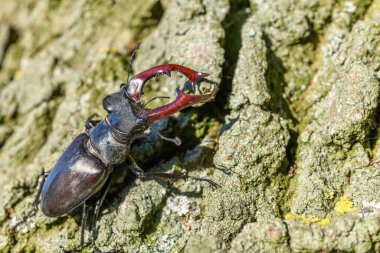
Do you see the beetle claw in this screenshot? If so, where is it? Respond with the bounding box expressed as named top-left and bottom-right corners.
top-left (141, 79), bottom-right (217, 122)
top-left (126, 64), bottom-right (210, 101)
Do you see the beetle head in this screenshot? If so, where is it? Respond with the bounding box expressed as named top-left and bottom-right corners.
top-left (123, 64), bottom-right (218, 122)
top-left (102, 88), bottom-right (149, 141)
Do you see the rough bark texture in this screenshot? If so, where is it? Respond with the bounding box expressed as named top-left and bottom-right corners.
top-left (1, 0), bottom-right (380, 252)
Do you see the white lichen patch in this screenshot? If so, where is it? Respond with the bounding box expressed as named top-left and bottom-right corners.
top-left (156, 234), bottom-right (176, 252)
top-left (0, 234), bottom-right (8, 250)
top-left (10, 214), bottom-right (37, 234)
top-left (360, 200), bottom-right (380, 217)
top-left (165, 195), bottom-right (190, 216)
top-left (344, 2), bottom-right (357, 13)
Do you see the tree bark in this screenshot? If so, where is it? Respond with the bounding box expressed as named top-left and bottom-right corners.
top-left (0, 0), bottom-right (380, 252)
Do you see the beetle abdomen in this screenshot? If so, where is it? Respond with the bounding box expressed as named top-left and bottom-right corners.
top-left (40, 134), bottom-right (110, 217)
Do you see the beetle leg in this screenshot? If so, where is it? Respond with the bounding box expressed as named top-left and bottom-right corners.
top-left (157, 132), bottom-right (181, 146)
top-left (126, 64), bottom-right (209, 101)
top-left (127, 155), bottom-right (221, 188)
top-left (85, 113), bottom-right (101, 134)
top-left (80, 202), bottom-right (88, 246)
top-left (32, 170), bottom-right (49, 209)
top-left (92, 178), bottom-right (112, 253)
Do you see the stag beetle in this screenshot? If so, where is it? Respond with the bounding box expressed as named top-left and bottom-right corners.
top-left (32, 56), bottom-right (219, 252)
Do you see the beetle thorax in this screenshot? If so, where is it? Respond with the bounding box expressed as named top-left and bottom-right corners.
top-left (86, 90), bottom-right (149, 166)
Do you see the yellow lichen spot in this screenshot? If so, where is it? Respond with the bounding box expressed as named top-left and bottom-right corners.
top-left (323, 191), bottom-right (335, 200)
top-left (284, 213), bottom-right (308, 223)
top-left (98, 47), bottom-right (117, 54)
top-left (285, 213), bottom-right (331, 226)
top-left (14, 70), bottom-right (23, 79)
top-left (335, 196), bottom-right (357, 214)
top-left (317, 218), bottom-right (331, 226)
top-left (285, 213), bottom-right (297, 220)
top-left (310, 217), bottom-right (320, 223)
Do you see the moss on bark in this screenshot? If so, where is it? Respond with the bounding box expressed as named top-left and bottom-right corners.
top-left (1, 0), bottom-right (380, 252)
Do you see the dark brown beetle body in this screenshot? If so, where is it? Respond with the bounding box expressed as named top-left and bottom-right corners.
top-left (34, 64), bottom-right (218, 252)
top-left (40, 134), bottom-right (109, 217)
top-left (40, 86), bottom-right (149, 217)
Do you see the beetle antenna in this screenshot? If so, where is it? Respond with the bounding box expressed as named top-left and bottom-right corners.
top-left (144, 96), bottom-right (171, 107)
top-left (127, 41), bottom-right (141, 83)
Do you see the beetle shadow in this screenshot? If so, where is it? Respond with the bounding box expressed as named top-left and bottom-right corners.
top-left (159, 145), bottom-right (223, 197)
top-left (165, 185), bottom-right (210, 198)
top-left (215, 166), bottom-right (233, 176)
top-left (126, 143), bottom-right (223, 197)
top-left (219, 114), bottom-right (240, 136)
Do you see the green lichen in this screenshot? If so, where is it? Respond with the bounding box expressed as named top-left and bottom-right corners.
top-left (1, 0), bottom-right (380, 252)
